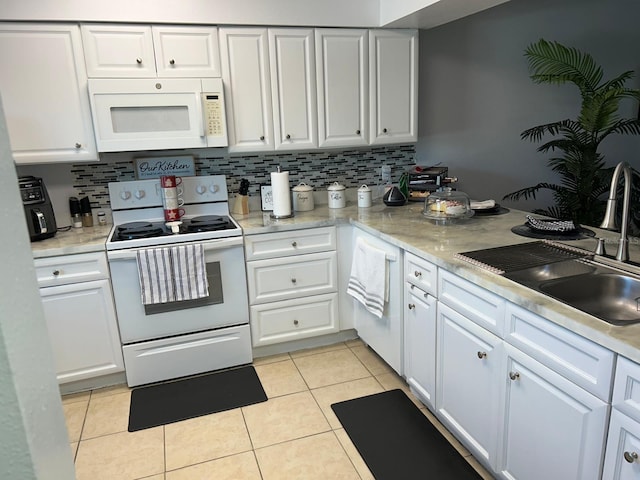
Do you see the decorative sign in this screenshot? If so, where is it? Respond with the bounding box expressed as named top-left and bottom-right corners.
top-left (135, 155), bottom-right (196, 179)
top-left (260, 185), bottom-right (273, 211)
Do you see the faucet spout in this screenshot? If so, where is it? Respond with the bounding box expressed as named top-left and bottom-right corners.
top-left (600, 161), bottom-right (632, 262)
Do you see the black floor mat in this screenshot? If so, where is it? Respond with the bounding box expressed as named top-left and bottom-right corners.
top-left (332, 389), bottom-right (483, 480)
top-left (128, 365), bottom-right (267, 432)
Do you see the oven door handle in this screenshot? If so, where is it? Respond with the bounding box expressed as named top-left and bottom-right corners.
top-left (106, 236), bottom-right (244, 261)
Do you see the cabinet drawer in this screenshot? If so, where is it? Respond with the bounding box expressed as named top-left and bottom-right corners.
top-left (247, 251), bottom-right (337, 304)
top-left (438, 269), bottom-right (505, 337)
top-left (505, 303), bottom-right (614, 402)
top-left (244, 226), bottom-right (336, 260)
top-left (405, 251), bottom-right (437, 296)
top-left (34, 252), bottom-right (109, 287)
top-left (250, 293), bottom-right (338, 346)
top-left (612, 356), bottom-right (640, 423)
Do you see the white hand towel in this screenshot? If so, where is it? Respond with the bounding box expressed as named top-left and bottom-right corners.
top-left (347, 237), bottom-right (387, 319)
top-left (470, 199), bottom-right (496, 210)
top-left (171, 244), bottom-right (209, 302)
top-left (136, 248), bottom-right (175, 305)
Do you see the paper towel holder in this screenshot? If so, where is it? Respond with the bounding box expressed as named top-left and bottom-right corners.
top-left (269, 166), bottom-right (295, 219)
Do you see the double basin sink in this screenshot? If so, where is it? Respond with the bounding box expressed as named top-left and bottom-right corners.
top-left (503, 256), bottom-right (640, 326)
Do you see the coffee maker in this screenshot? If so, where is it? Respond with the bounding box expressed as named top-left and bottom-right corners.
top-left (19, 176), bottom-right (57, 241)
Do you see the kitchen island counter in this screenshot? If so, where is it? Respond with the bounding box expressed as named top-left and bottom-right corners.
top-left (234, 201), bottom-right (640, 364)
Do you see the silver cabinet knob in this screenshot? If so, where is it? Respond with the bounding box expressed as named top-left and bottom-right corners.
top-left (169, 59), bottom-right (175, 65)
top-left (136, 58), bottom-right (142, 64)
top-left (259, 135), bottom-right (265, 141)
top-left (293, 319), bottom-right (299, 326)
top-left (383, 128), bottom-right (388, 133)
top-left (53, 270), bottom-right (60, 276)
top-left (75, 143), bottom-right (82, 149)
top-left (477, 351), bottom-right (487, 359)
top-left (624, 451), bottom-right (638, 463)
top-left (356, 129), bottom-right (361, 135)
top-left (509, 371), bottom-right (520, 381)
top-left (291, 241), bottom-right (297, 247)
top-left (414, 270), bottom-right (422, 278)
top-left (286, 134), bottom-right (291, 140)
top-left (291, 278), bottom-right (297, 284)
top-left (408, 303), bottom-right (415, 310)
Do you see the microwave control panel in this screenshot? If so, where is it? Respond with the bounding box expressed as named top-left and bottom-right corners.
top-left (203, 93), bottom-right (225, 138)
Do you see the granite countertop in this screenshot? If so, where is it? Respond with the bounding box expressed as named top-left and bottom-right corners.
top-left (30, 200), bottom-right (640, 364)
top-left (30, 225), bottom-right (112, 259)
top-left (233, 200), bottom-right (640, 364)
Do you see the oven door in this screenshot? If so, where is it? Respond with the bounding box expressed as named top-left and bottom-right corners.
top-left (107, 236), bottom-right (249, 344)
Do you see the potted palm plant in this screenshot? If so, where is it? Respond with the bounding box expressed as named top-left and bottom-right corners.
top-left (503, 39), bottom-right (640, 233)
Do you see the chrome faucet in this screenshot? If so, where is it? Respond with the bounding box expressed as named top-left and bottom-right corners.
top-left (600, 161), bottom-right (632, 262)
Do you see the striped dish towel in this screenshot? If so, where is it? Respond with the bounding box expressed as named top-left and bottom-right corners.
top-left (171, 244), bottom-right (209, 302)
top-left (347, 237), bottom-right (387, 319)
top-left (136, 248), bottom-right (176, 305)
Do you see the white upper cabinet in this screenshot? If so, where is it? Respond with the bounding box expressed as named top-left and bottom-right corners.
top-left (369, 29), bottom-right (418, 145)
top-left (315, 29), bottom-right (369, 148)
top-left (0, 23), bottom-right (97, 164)
top-left (219, 27), bottom-right (274, 152)
top-left (268, 28), bottom-right (317, 151)
top-left (81, 24), bottom-right (221, 78)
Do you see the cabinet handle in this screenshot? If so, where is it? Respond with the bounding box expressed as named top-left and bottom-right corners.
top-left (356, 129), bottom-right (361, 135)
top-left (414, 270), bottom-right (422, 278)
top-left (291, 278), bottom-right (297, 284)
top-left (509, 371), bottom-right (520, 381)
top-left (75, 143), bottom-right (82, 149)
top-left (383, 128), bottom-right (388, 133)
top-left (286, 134), bottom-right (291, 140)
top-left (136, 57), bottom-right (143, 64)
top-left (169, 59), bottom-right (175, 65)
top-left (477, 351), bottom-right (487, 359)
top-left (291, 241), bottom-right (297, 247)
top-left (259, 135), bottom-right (265, 141)
top-left (624, 451), bottom-right (638, 463)
top-left (53, 270), bottom-right (60, 276)
top-left (408, 303), bottom-right (415, 310)
top-left (293, 319), bottom-right (299, 326)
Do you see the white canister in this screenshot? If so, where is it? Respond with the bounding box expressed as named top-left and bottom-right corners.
top-left (357, 184), bottom-right (372, 208)
top-left (292, 183), bottom-right (314, 212)
top-left (327, 182), bottom-right (346, 209)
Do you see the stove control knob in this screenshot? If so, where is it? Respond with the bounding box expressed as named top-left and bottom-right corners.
top-left (196, 185), bottom-right (206, 195)
top-left (209, 184), bottom-right (219, 194)
top-left (120, 191), bottom-right (131, 200)
top-left (134, 190), bottom-right (145, 199)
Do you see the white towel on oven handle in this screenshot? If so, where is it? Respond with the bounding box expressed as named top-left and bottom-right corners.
top-left (171, 244), bottom-right (209, 302)
top-left (346, 237), bottom-right (388, 319)
top-left (136, 247), bottom-right (175, 305)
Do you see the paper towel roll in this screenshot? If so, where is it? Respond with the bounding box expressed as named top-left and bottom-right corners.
top-left (271, 170), bottom-right (292, 217)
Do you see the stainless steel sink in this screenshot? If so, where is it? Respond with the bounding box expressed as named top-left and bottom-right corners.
top-left (539, 273), bottom-right (640, 325)
top-left (503, 258), bottom-right (640, 325)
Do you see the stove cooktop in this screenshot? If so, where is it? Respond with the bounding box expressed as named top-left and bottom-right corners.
top-left (111, 216), bottom-right (235, 242)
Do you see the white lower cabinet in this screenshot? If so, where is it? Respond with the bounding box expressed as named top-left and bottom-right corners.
top-left (436, 301), bottom-right (502, 471)
top-left (603, 409), bottom-right (640, 480)
top-left (404, 283), bottom-right (437, 410)
top-left (498, 343), bottom-right (608, 480)
top-left (37, 253), bottom-right (124, 384)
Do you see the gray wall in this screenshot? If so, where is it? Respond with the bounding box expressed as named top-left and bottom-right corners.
top-left (417, 0), bottom-right (640, 221)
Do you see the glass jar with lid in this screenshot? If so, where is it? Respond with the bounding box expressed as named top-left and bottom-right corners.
top-left (423, 188), bottom-right (474, 223)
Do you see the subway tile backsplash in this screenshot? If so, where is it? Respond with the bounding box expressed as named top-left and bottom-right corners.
top-left (71, 145), bottom-right (416, 208)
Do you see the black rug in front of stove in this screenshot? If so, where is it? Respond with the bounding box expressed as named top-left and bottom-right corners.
top-left (331, 389), bottom-right (483, 480)
top-left (128, 365), bottom-right (267, 432)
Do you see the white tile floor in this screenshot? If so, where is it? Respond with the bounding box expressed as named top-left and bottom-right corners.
top-left (63, 339), bottom-right (495, 479)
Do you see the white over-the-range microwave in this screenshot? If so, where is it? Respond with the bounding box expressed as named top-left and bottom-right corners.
top-left (88, 77), bottom-right (228, 152)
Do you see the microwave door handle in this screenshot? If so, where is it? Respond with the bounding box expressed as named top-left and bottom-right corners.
top-left (34, 209), bottom-right (47, 233)
top-left (196, 93), bottom-right (205, 138)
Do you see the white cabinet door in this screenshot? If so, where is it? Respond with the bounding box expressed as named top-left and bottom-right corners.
top-left (0, 24), bottom-right (97, 164)
top-left (436, 302), bottom-right (502, 471)
top-left (269, 28), bottom-right (317, 150)
top-left (369, 29), bottom-right (418, 145)
top-left (602, 409), bottom-right (640, 480)
top-left (40, 279), bottom-right (124, 384)
top-left (219, 27), bottom-right (274, 152)
top-left (498, 344), bottom-right (608, 480)
top-left (404, 283), bottom-right (437, 410)
top-left (152, 26), bottom-right (221, 77)
top-left (315, 29), bottom-right (368, 148)
top-left (81, 24), bottom-right (156, 77)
